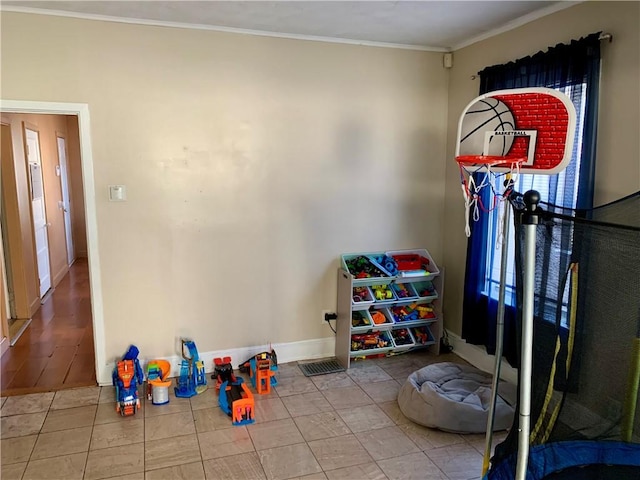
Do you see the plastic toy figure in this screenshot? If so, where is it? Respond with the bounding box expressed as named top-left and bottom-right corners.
top-left (212, 357), bottom-right (237, 390)
top-left (219, 376), bottom-right (255, 426)
top-left (238, 349), bottom-right (278, 395)
top-left (175, 339), bottom-right (207, 398)
top-left (112, 345), bottom-right (144, 416)
top-left (146, 359), bottom-right (172, 405)
top-left (371, 284), bottom-right (394, 300)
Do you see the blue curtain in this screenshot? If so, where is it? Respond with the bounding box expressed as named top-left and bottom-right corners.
top-left (461, 33), bottom-right (602, 366)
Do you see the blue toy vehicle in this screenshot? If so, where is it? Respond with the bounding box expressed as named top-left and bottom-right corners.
top-left (112, 345), bottom-right (144, 416)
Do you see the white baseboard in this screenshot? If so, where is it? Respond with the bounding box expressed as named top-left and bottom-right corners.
top-left (99, 336), bottom-right (336, 386)
top-left (447, 330), bottom-right (518, 385)
top-left (100, 332), bottom-right (517, 387)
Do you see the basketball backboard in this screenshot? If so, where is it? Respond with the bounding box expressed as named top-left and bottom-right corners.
top-left (455, 87), bottom-right (577, 175)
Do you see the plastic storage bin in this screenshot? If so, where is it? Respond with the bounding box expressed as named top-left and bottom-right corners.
top-left (352, 286), bottom-right (375, 310)
top-left (388, 304), bottom-right (436, 325)
top-left (391, 328), bottom-right (416, 349)
top-left (412, 281), bottom-right (438, 301)
top-left (370, 284), bottom-right (397, 304)
top-left (391, 282), bottom-right (418, 301)
top-left (411, 326), bottom-right (436, 346)
top-left (350, 331), bottom-right (392, 356)
top-left (341, 253), bottom-right (394, 282)
top-left (369, 308), bottom-right (395, 329)
top-left (351, 310), bottom-right (373, 332)
top-left (386, 249), bottom-right (440, 279)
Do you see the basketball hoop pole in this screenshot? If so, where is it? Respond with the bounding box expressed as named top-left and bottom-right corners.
top-left (482, 195), bottom-right (512, 476)
top-left (515, 190), bottom-right (541, 480)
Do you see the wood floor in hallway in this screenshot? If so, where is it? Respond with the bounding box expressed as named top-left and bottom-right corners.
top-left (1, 258), bottom-right (96, 396)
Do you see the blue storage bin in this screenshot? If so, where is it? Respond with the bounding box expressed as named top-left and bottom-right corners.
top-left (341, 253), bottom-right (393, 279)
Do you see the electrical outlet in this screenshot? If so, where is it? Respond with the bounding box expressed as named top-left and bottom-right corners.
top-left (322, 309), bottom-right (334, 325)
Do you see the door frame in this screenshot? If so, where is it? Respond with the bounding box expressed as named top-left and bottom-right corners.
top-left (0, 220), bottom-right (10, 357)
top-left (0, 99), bottom-right (106, 384)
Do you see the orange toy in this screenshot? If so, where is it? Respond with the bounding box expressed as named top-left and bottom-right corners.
top-left (254, 357), bottom-right (273, 394)
top-left (147, 359), bottom-right (172, 405)
top-left (371, 311), bottom-right (387, 325)
top-left (246, 351), bottom-right (278, 395)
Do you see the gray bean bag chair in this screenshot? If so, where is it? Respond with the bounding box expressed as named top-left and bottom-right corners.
top-left (397, 362), bottom-right (516, 433)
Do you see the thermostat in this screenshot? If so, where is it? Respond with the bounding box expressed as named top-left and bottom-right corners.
top-left (109, 185), bottom-right (127, 202)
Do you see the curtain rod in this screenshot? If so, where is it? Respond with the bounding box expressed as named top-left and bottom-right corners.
top-left (471, 32), bottom-right (613, 79)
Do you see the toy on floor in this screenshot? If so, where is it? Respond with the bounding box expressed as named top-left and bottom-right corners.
top-left (218, 377), bottom-right (255, 425)
top-left (146, 359), bottom-right (172, 405)
top-left (239, 349), bottom-right (278, 395)
top-left (112, 344), bottom-right (144, 416)
top-left (175, 339), bottom-right (207, 398)
top-left (250, 352), bottom-right (278, 394)
top-left (212, 356), bottom-right (254, 425)
top-left (212, 356), bottom-right (237, 390)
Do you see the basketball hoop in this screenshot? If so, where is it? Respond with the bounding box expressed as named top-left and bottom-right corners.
top-left (456, 155), bottom-right (526, 237)
top-left (454, 87), bottom-right (578, 237)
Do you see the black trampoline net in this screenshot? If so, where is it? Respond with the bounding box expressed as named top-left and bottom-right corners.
top-left (492, 191), bottom-right (640, 474)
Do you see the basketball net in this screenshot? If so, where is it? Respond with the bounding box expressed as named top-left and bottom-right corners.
top-left (456, 156), bottom-right (525, 237)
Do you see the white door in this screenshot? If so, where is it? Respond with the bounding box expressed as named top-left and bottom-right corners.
top-left (25, 128), bottom-right (51, 297)
top-left (57, 136), bottom-right (75, 266)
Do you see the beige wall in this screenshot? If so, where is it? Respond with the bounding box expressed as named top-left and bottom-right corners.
top-left (1, 13), bottom-right (449, 361)
top-left (443, 1), bottom-right (640, 336)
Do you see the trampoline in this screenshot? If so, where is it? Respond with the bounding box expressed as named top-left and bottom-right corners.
top-left (485, 190), bottom-right (640, 479)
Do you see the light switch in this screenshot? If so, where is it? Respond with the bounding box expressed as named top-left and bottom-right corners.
top-left (109, 185), bottom-right (127, 202)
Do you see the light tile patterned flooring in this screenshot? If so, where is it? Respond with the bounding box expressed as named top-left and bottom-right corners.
top-left (0, 351), bottom-right (506, 480)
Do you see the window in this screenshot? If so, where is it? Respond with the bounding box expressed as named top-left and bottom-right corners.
top-left (482, 84), bottom-right (587, 326)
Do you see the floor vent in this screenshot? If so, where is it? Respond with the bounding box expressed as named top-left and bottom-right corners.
top-left (298, 359), bottom-right (345, 377)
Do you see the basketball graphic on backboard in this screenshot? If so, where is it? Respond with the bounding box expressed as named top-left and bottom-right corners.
top-left (459, 98), bottom-right (516, 157)
top-left (455, 87), bottom-right (577, 174)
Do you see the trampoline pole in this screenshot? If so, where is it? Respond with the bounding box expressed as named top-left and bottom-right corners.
top-left (482, 200), bottom-right (511, 477)
top-left (516, 191), bottom-right (540, 480)
top-left (621, 312), bottom-right (640, 442)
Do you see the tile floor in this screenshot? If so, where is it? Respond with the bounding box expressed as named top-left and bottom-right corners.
top-left (1, 351), bottom-right (505, 480)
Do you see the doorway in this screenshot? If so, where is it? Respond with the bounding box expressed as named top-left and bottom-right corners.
top-left (0, 101), bottom-right (106, 393)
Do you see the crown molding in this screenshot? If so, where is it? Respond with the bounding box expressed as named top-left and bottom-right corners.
top-left (1, 5), bottom-right (448, 52)
top-left (452, 1), bottom-right (583, 51)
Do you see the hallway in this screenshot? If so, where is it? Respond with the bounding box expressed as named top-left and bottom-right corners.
top-left (1, 259), bottom-right (95, 396)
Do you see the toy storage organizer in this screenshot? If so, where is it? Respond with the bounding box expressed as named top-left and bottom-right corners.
top-left (335, 249), bottom-right (443, 369)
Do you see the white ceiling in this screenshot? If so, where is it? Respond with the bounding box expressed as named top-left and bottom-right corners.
top-left (2, 1), bottom-right (577, 51)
